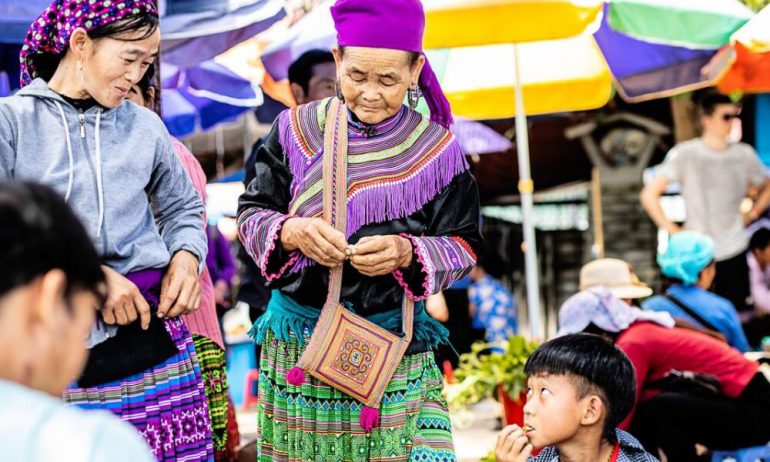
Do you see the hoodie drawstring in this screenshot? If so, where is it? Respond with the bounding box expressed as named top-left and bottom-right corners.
top-left (53, 102), bottom-right (105, 239)
top-left (54, 101), bottom-right (74, 202)
top-left (94, 108), bottom-right (104, 238)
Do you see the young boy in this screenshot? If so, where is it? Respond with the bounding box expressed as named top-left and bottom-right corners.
top-left (0, 181), bottom-right (154, 461)
top-left (495, 334), bottom-right (658, 462)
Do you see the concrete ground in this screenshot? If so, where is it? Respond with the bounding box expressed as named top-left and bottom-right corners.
top-left (235, 399), bottom-right (502, 462)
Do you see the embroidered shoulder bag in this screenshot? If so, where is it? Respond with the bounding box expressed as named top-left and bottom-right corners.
top-left (290, 97), bottom-right (414, 432)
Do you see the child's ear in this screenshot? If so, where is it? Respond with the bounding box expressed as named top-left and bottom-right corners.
top-left (581, 395), bottom-right (606, 426)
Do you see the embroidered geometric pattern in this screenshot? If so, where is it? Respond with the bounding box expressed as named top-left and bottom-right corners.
top-left (332, 331), bottom-right (378, 384)
top-left (392, 235), bottom-right (477, 301)
top-left (193, 335), bottom-right (231, 458)
top-left (63, 318), bottom-right (214, 462)
top-left (279, 98), bottom-right (468, 239)
top-left (257, 329), bottom-right (456, 461)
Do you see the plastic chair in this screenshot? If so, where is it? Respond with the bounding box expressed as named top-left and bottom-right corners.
top-left (242, 369), bottom-right (260, 410)
top-left (712, 445), bottom-right (770, 462)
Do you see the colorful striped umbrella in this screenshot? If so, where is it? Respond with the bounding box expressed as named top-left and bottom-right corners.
top-left (161, 60), bottom-right (263, 138)
top-left (421, 0), bottom-right (603, 48)
top-left (423, 37), bottom-right (612, 120)
top-left (705, 5), bottom-right (770, 93)
top-left (594, 4), bottom-right (719, 102)
top-left (606, 0), bottom-right (753, 49)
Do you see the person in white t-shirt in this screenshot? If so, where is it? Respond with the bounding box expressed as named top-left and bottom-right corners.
top-left (0, 181), bottom-right (154, 462)
top-left (641, 91), bottom-right (770, 313)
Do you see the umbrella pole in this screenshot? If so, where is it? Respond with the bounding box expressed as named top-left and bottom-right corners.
top-left (513, 43), bottom-right (542, 339)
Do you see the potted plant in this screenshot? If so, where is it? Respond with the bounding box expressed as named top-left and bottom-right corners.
top-left (446, 335), bottom-right (539, 426)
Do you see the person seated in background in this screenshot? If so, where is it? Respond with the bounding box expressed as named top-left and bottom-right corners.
top-left (469, 253), bottom-right (518, 348)
top-left (643, 231), bottom-right (749, 351)
top-left (0, 181), bottom-right (154, 462)
top-left (495, 334), bottom-right (659, 462)
top-left (558, 288), bottom-right (770, 462)
top-left (745, 227), bottom-right (770, 346)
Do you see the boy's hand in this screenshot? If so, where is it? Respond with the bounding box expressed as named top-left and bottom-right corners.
top-left (495, 425), bottom-right (533, 462)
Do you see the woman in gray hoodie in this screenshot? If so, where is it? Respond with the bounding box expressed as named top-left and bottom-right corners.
top-left (0, 1), bottom-right (214, 460)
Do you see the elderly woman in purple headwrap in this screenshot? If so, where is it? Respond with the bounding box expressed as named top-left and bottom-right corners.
top-left (238, 0), bottom-right (481, 459)
top-left (0, 1), bottom-right (214, 460)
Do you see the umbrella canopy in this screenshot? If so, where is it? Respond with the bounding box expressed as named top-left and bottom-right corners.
top-left (594, 4), bottom-right (719, 102)
top-left (425, 37), bottom-right (612, 120)
top-left (452, 118), bottom-right (513, 155)
top-left (705, 6), bottom-right (770, 94)
top-left (606, 0), bottom-right (753, 49)
top-left (160, 0), bottom-right (287, 67)
top-left (161, 60), bottom-right (263, 138)
top-left (422, 0), bottom-right (603, 48)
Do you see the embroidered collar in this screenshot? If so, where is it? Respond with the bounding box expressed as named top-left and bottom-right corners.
top-left (346, 106), bottom-right (405, 139)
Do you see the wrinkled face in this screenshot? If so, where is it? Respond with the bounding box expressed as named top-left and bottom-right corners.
top-left (702, 103), bottom-right (741, 140)
top-left (79, 27), bottom-right (160, 108)
top-left (522, 374), bottom-right (587, 448)
top-left (333, 46), bottom-right (424, 125)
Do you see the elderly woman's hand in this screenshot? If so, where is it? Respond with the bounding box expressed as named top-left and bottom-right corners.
top-left (350, 235), bottom-right (413, 277)
top-left (281, 217), bottom-right (349, 267)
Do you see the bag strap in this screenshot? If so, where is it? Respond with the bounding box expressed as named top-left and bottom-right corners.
top-left (665, 293), bottom-right (721, 334)
top-left (321, 98), bottom-right (414, 342)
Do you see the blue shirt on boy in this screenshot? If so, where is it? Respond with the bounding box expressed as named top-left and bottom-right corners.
top-left (642, 284), bottom-right (749, 352)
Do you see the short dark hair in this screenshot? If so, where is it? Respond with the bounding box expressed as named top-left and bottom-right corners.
top-left (0, 181), bottom-right (105, 306)
top-left (288, 49), bottom-right (335, 94)
top-left (524, 333), bottom-right (636, 443)
top-left (34, 12), bottom-right (159, 82)
top-left (750, 228), bottom-right (770, 251)
top-left (696, 91), bottom-right (738, 117)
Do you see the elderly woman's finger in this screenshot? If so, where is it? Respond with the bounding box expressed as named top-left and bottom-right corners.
top-left (317, 223), bottom-right (349, 253)
top-left (351, 236), bottom-right (389, 255)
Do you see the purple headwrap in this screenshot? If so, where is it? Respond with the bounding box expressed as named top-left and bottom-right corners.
top-left (330, 0), bottom-right (453, 129)
top-left (19, 0), bottom-right (158, 87)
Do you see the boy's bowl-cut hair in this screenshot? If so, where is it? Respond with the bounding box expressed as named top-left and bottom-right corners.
top-left (524, 333), bottom-right (636, 443)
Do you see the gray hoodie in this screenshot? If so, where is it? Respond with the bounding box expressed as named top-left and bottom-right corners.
top-left (0, 79), bottom-right (207, 275)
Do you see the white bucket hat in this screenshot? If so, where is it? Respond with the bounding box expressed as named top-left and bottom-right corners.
top-left (579, 258), bottom-right (653, 300)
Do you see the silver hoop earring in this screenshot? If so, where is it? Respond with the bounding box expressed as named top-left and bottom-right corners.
top-left (407, 84), bottom-right (422, 110)
top-left (335, 79), bottom-right (345, 103)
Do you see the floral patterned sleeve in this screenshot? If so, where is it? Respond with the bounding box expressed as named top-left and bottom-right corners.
top-left (392, 170), bottom-right (482, 300)
top-left (237, 122), bottom-right (307, 282)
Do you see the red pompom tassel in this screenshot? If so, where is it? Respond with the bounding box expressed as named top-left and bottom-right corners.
top-left (286, 367), bottom-right (305, 386)
top-left (359, 406), bottom-right (380, 433)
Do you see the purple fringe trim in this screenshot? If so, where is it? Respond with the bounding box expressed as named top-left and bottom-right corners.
top-left (345, 138), bottom-right (468, 237)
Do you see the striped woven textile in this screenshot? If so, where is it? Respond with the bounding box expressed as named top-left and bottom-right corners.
top-left (238, 99), bottom-right (477, 292)
top-left (280, 98), bottom-right (468, 240)
top-left (193, 335), bottom-right (233, 461)
top-left (256, 329), bottom-right (456, 462)
top-left (63, 318), bottom-right (215, 462)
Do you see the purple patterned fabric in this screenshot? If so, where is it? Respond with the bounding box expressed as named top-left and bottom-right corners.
top-left (238, 208), bottom-right (303, 282)
top-left (238, 98), bottom-right (473, 288)
top-left (330, 0), bottom-right (453, 128)
top-left (393, 235), bottom-right (477, 301)
top-left (19, 0), bottom-right (158, 86)
top-left (63, 268), bottom-right (214, 462)
top-left (280, 99), bottom-right (467, 239)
